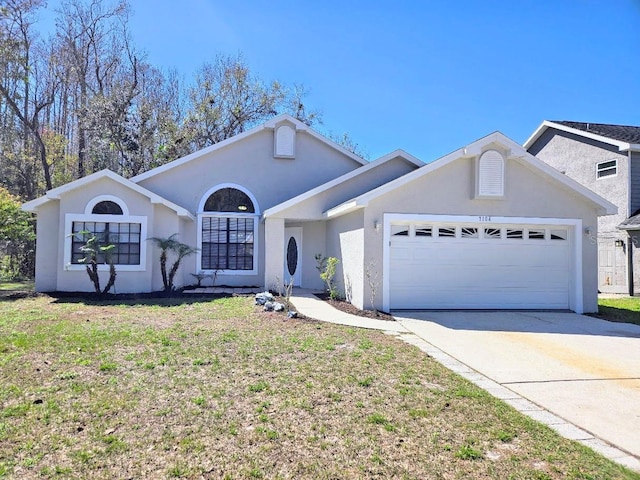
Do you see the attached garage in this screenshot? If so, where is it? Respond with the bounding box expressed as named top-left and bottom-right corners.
top-left (323, 132), bottom-right (615, 314)
top-left (386, 215), bottom-right (577, 310)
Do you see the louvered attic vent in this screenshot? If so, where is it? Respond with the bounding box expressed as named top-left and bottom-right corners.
top-left (274, 124), bottom-right (295, 158)
top-left (477, 150), bottom-right (504, 198)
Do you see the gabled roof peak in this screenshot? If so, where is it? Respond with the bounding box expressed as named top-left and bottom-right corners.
top-left (524, 120), bottom-right (640, 152)
top-left (22, 169), bottom-right (194, 220)
top-left (131, 114), bottom-right (367, 183)
top-left (552, 121), bottom-right (640, 144)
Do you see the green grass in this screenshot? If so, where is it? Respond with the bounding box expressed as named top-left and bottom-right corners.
top-left (0, 293), bottom-right (638, 479)
top-left (0, 280), bottom-right (34, 291)
top-left (597, 297), bottom-right (640, 325)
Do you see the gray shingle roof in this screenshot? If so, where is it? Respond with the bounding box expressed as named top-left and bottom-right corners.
top-left (553, 121), bottom-right (640, 144)
top-left (619, 210), bottom-right (640, 230)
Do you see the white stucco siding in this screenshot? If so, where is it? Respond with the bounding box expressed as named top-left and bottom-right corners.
top-left (51, 177), bottom-right (182, 293)
top-left (137, 129), bottom-right (363, 215)
top-left (34, 201), bottom-right (60, 291)
top-left (364, 157), bottom-right (600, 313)
top-left (149, 205), bottom-right (183, 291)
top-left (178, 216), bottom-right (198, 287)
top-left (326, 210), bottom-right (365, 308)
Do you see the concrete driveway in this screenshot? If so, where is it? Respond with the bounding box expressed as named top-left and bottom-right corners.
top-left (394, 311), bottom-right (640, 461)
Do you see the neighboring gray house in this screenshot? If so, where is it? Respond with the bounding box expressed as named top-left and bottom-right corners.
top-left (525, 121), bottom-right (640, 295)
top-left (23, 114), bottom-right (615, 313)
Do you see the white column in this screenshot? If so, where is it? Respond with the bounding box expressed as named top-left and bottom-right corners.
top-left (264, 217), bottom-right (285, 291)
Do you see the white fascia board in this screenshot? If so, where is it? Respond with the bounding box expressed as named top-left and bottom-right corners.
top-left (524, 120), bottom-right (632, 152)
top-left (324, 200), bottom-right (362, 218)
top-left (132, 114), bottom-right (367, 183)
top-left (343, 142), bottom-right (477, 209)
top-left (352, 131), bottom-right (518, 208)
top-left (326, 130), bottom-right (616, 219)
top-left (21, 196), bottom-right (50, 212)
top-left (515, 152), bottom-right (617, 216)
top-left (622, 144), bottom-right (640, 152)
top-left (21, 169), bottom-right (195, 220)
top-left (263, 149), bottom-right (422, 219)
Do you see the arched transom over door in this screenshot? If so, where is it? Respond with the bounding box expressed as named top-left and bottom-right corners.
top-left (199, 185), bottom-right (259, 274)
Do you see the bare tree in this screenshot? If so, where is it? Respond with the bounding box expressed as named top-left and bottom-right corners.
top-left (0, 0), bottom-right (54, 195)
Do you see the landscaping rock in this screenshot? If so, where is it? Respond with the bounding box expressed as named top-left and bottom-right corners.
top-left (255, 291), bottom-right (274, 305)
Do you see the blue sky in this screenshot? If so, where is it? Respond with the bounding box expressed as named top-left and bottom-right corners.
top-left (38, 0), bottom-right (640, 161)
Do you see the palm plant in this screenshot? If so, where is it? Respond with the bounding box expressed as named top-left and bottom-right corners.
top-left (77, 232), bottom-right (117, 294)
top-left (148, 234), bottom-right (197, 291)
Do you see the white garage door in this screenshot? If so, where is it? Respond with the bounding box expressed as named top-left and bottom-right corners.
top-left (389, 222), bottom-right (571, 310)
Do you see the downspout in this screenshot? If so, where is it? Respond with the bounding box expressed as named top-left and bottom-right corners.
top-left (628, 231), bottom-right (634, 296)
top-left (628, 150), bottom-right (634, 296)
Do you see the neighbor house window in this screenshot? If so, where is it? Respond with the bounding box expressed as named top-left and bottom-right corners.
top-left (199, 186), bottom-right (258, 273)
top-left (596, 160), bottom-right (617, 178)
top-left (64, 196), bottom-right (147, 270)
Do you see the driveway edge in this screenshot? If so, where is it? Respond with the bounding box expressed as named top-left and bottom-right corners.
top-left (397, 330), bottom-right (640, 472)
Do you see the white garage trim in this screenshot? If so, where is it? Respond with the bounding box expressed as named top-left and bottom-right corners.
top-left (382, 214), bottom-right (583, 313)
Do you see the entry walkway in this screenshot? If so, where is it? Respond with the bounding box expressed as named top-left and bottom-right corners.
top-left (289, 290), bottom-right (640, 473)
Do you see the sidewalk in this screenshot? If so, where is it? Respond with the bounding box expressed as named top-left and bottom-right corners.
top-left (289, 289), bottom-right (406, 332)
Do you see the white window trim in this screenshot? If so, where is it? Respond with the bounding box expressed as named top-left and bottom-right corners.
top-left (196, 183), bottom-right (260, 275)
top-left (382, 213), bottom-right (583, 314)
top-left (64, 213), bottom-right (147, 272)
top-left (84, 195), bottom-right (130, 216)
top-left (596, 159), bottom-right (618, 179)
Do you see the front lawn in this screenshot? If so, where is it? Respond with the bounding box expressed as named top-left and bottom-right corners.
top-left (597, 297), bottom-right (640, 326)
top-left (0, 294), bottom-right (638, 479)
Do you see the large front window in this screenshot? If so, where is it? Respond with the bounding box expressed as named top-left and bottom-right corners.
top-left (64, 196), bottom-right (147, 271)
top-left (199, 186), bottom-right (258, 273)
top-left (71, 221), bottom-right (141, 265)
top-left (201, 217), bottom-right (254, 270)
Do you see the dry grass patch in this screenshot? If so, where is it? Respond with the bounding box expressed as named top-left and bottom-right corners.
top-left (0, 294), bottom-right (638, 479)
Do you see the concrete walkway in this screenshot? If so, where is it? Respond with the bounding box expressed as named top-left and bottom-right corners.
top-left (289, 291), bottom-right (640, 473)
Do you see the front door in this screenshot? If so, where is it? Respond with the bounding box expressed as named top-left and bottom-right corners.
top-left (284, 227), bottom-right (302, 286)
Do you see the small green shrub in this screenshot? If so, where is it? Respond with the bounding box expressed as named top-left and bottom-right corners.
top-left (315, 254), bottom-right (340, 299)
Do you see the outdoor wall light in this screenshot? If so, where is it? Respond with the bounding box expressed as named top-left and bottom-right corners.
top-left (615, 239), bottom-right (625, 247)
top-left (584, 227), bottom-right (593, 235)
top-left (374, 221), bottom-right (380, 232)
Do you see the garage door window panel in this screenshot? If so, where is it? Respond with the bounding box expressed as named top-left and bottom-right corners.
top-left (527, 229), bottom-right (545, 240)
top-left (461, 227), bottom-right (478, 238)
top-left (415, 225), bottom-right (433, 237)
top-left (484, 227), bottom-right (502, 239)
top-left (551, 229), bottom-right (568, 241)
top-left (437, 226), bottom-right (456, 238)
top-left (391, 225), bottom-right (410, 237)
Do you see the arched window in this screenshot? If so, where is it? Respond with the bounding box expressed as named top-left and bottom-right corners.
top-left (203, 188), bottom-right (255, 213)
top-left (199, 186), bottom-right (258, 273)
top-left (91, 200), bottom-right (124, 215)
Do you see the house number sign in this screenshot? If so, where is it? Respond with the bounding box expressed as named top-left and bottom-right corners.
top-left (478, 216), bottom-right (492, 222)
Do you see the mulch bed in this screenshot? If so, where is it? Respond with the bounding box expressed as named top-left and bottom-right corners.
top-left (314, 292), bottom-right (395, 321)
